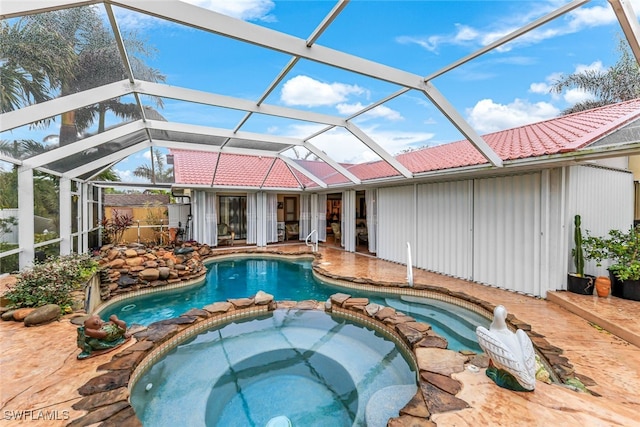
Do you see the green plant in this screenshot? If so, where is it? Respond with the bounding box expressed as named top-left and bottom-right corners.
top-left (4, 253), bottom-right (98, 308)
top-left (572, 215), bottom-right (585, 276)
top-left (101, 209), bottom-right (133, 244)
top-left (583, 225), bottom-right (640, 281)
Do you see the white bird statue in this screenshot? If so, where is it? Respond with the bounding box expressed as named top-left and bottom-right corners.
top-left (476, 305), bottom-right (537, 391)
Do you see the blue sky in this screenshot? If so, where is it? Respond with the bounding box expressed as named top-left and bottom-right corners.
top-left (3, 0), bottom-right (639, 182)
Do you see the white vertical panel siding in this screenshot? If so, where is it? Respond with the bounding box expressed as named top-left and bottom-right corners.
top-left (566, 165), bottom-right (634, 277)
top-left (473, 173), bottom-right (542, 296)
top-left (378, 185), bottom-right (415, 264)
top-left (342, 190), bottom-right (356, 252)
top-left (416, 181), bottom-right (473, 280)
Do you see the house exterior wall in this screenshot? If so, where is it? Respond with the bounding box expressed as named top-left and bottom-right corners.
top-left (565, 164), bottom-right (634, 278)
top-left (376, 165), bottom-right (632, 298)
top-left (415, 180), bottom-right (473, 280)
top-left (377, 185), bottom-right (415, 264)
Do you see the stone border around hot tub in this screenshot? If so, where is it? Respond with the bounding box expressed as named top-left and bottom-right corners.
top-left (69, 292), bottom-right (483, 427)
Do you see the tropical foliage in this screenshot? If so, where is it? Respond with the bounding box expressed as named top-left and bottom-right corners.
top-left (134, 148), bottom-right (174, 183)
top-left (551, 38), bottom-right (640, 115)
top-left (4, 253), bottom-right (98, 309)
top-left (583, 225), bottom-right (640, 281)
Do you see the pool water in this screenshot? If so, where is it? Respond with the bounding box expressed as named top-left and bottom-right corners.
top-left (101, 257), bottom-right (488, 352)
top-left (130, 310), bottom-right (417, 427)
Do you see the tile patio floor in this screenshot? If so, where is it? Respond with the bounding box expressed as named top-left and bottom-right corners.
top-left (1, 243), bottom-right (639, 426)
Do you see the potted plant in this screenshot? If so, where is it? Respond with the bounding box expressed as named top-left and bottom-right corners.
top-left (583, 224), bottom-right (640, 301)
top-left (567, 215), bottom-right (595, 295)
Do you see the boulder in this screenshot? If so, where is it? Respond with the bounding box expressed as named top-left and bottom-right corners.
top-left (124, 249), bottom-right (138, 258)
top-left (24, 304), bottom-right (61, 326)
top-left (12, 308), bottom-right (35, 321)
top-left (254, 290), bottom-right (274, 305)
top-left (139, 268), bottom-right (160, 281)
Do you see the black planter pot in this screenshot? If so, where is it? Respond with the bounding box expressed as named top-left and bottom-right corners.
top-left (567, 274), bottom-right (595, 295)
top-left (609, 269), bottom-right (625, 298)
top-left (621, 279), bottom-right (640, 301)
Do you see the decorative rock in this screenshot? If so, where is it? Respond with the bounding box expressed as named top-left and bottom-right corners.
top-left (415, 335), bottom-right (448, 349)
top-left (415, 348), bottom-right (466, 377)
top-left (364, 303), bottom-right (381, 317)
top-left (387, 415), bottom-right (436, 427)
top-left (66, 401), bottom-right (131, 427)
top-left (157, 267), bottom-right (171, 280)
top-left (343, 297), bottom-right (369, 307)
top-left (133, 324), bottom-right (180, 343)
top-left (254, 290), bottom-right (274, 305)
top-left (182, 308), bottom-right (210, 318)
top-left (144, 261), bottom-right (158, 269)
top-left (11, 308), bottom-right (35, 321)
top-left (420, 371), bottom-right (462, 395)
top-left (124, 249), bottom-right (138, 258)
top-left (118, 276), bottom-right (138, 288)
top-left (139, 268), bottom-right (160, 281)
top-left (98, 351), bottom-right (146, 371)
top-left (395, 323), bottom-right (425, 346)
top-left (374, 306), bottom-right (396, 321)
top-left (330, 293), bottom-right (351, 305)
top-left (228, 298), bottom-right (254, 308)
top-left (78, 370), bottom-right (131, 396)
top-left (295, 300), bottom-right (318, 310)
top-left (203, 302), bottom-right (233, 314)
top-left (109, 258), bottom-right (125, 268)
top-left (99, 405), bottom-right (141, 427)
top-left (419, 381), bottom-right (469, 414)
top-left (1, 310), bottom-right (15, 321)
top-left (24, 304), bottom-right (61, 326)
top-left (72, 387), bottom-right (129, 411)
top-left (399, 391), bottom-right (431, 419)
top-left (125, 257), bottom-right (145, 267)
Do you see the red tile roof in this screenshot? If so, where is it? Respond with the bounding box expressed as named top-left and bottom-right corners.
top-left (172, 99), bottom-right (640, 188)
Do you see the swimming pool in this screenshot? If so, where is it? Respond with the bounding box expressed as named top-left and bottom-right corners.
top-left (130, 310), bottom-right (417, 427)
top-left (100, 256), bottom-right (489, 352)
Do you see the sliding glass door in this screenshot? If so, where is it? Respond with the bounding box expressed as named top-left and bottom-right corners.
top-left (218, 196), bottom-right (247, 240)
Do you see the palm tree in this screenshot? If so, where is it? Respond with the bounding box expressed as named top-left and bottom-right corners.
top-left (551, 38), bottom-right (640, 115)
top-left (133, 148), bottom-right (173, 183)
top-left (0, 19), bottom-right (75, 114)
top-left (3, 7), bottom-right (165, 144)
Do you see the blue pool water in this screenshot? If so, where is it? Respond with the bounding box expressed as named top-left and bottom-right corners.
top-left (101, 257), bottom-right (488, 352)
top-left (130, 310), bottom-right (417, 427)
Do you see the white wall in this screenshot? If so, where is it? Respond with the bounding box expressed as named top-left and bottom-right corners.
top-left (415, 180), bottom-right (473, 280)
top-left (472, 173), bottom-right (543, 296)
top-left (377, 185), bottom-right (415, 263)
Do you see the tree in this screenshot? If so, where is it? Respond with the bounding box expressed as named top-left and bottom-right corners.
top-left (1, 7), bottom-right (165, 144)
top-left (551, 37), bottom-right (640, 115)
top-left (0, 18), bottom-right (75, 114)
top-left (133, 148), bottom-right (174, 183)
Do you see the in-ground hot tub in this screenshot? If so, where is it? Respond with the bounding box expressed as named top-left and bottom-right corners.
top-left (130, 309), bottom-right (417, 426)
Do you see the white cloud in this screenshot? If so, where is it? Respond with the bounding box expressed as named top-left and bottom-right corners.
top-left (466, 98), bottom-right (560, 134)
top-left (563, 88), bottom-right (594, 104)
top-left (280, 75), bottom-right (366, 107)
top-left (398, 1), bottom-right (633, 53)
top-left (115, 0), bottom-right (275, 30)
top-left (336, 103), bottom-right (403, 121)
top-left (283, 123), bottom-right (433, 163)
top-left (184, 0), bottom-right (276, 22)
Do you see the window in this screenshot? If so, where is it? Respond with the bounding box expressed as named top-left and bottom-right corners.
top-left (284, 197), bottom-right (297, 222)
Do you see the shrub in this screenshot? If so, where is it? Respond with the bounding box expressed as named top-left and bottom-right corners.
top-left (4, 253), bottom-right (98, 309)
top-left (583, 225), bottom-right (640, 281)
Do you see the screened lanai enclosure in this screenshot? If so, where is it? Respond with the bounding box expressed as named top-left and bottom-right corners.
top-left (1, 0), bottom-right (639, 297)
